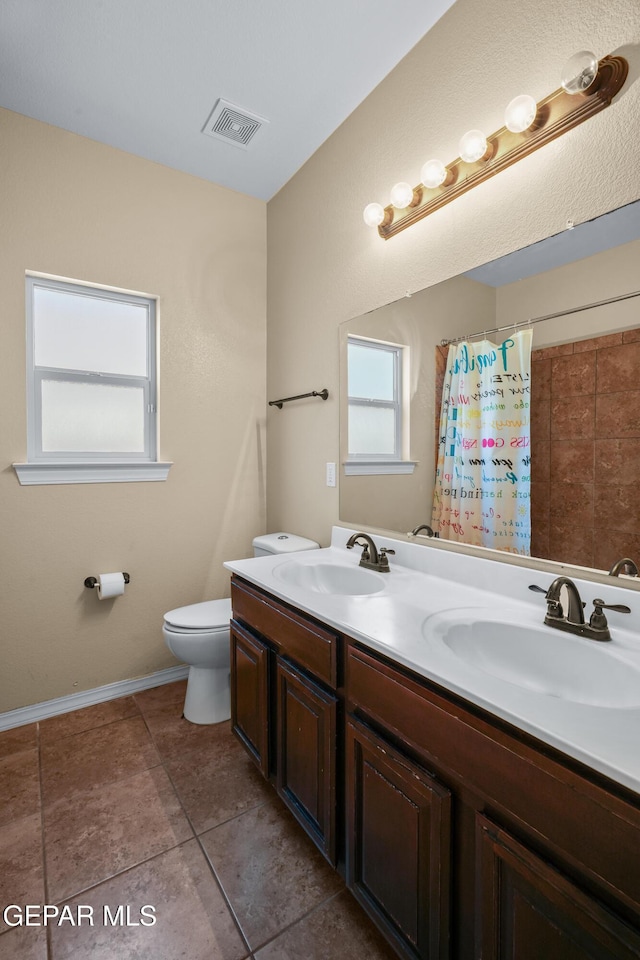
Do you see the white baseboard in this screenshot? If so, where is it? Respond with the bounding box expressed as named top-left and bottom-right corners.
top-left (0, 665), bottom-right (189, 731)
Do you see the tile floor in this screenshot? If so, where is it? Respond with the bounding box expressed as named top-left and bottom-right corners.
top-left (0, 680), bottom-right (397, 960)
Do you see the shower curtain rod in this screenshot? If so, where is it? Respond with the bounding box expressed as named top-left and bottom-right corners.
top-left (440, 289), bottom-right (640, 346)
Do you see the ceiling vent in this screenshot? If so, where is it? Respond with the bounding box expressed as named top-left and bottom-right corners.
top-left (202, 99), bottom-right (268, 150)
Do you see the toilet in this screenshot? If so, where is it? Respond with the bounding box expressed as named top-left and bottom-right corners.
top-left (162, 532), bottom-right (320, 724)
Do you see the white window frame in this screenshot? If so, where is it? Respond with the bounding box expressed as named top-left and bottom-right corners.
top-left (344, 335), bottom-right (416, 476)
top-left (13, 275), bottom-right (171, 485)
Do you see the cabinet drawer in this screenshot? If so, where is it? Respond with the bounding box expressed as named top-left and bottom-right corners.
top-left (347, 643), bottom-right (640, 919)
top-left (231, 577), bottom-right (338, 688)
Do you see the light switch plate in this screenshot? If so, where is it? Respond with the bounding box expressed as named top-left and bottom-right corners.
top-left (326, 462), bottom-right (336, 487)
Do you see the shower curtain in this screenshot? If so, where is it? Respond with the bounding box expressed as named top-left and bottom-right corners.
top-left (431, 329), bottom-right (532, 555)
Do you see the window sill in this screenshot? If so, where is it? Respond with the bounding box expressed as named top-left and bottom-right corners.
top-left (343, 459), bottom-right (417, 476)
top-left (13, 461), bottom-right (173, 486)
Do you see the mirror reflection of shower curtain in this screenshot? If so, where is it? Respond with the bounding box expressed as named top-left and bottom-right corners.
top-left (431, 330), bottom-right (532, 555)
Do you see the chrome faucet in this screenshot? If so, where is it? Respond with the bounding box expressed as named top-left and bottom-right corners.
top-left (529, 577), bottom-right (630, 641)
top-left (346, 533), bottom-right (395, 572)
top-left (609, 557), bottom-right (639, 578)
top-left (408, 523), bottom-right (436, 538)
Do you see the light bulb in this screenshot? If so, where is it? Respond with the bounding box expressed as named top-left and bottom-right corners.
top-left (363, 202), bottom-right (385, 227)
top-left (390, 182), bottom-right (415, 208)
top-left (504, 94), bottom-right (537, 133)
top-left (421, 159), bottom-right (447, 189)
top-left (459, 129), bottom-right (488, 163)
top-left (561, 51), bottom-right (598, 94)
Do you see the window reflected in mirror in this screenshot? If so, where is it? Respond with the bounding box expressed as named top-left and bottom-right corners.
top-left (347, 337), bottom-right (402, 459)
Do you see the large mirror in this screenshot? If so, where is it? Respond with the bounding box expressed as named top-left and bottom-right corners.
top-left (339, 199), bottom-right (640, 573)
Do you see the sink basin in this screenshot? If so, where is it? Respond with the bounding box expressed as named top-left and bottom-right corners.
top-left (273, 560), bottom-right (386, 596)
top-left (423, 608), bottom-right (640, 708)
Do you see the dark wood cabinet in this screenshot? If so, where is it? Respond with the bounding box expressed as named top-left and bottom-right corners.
top-left (475, 814), bottom-right (640, 960)
top-left (346, 641), bottom-right (640, 960)
top-left (346, 717), bottom-right (451, 960)
top-left (229, 575), bottom-right (640, 960)
top-left (276, 658), bottom-right (337, 863)
top-left (230, 576), bottom-right (339, 864)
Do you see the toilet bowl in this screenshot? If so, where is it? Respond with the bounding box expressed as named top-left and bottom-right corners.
top-left (163, 598), bottom-right (232, 725)
top-left (163, 532), bottom-right (319, 724)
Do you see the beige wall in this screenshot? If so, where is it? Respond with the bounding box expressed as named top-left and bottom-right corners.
top-left (266, 0), bottom-right (640, 545)
top-left (0, 109), bottom-right (267, 712)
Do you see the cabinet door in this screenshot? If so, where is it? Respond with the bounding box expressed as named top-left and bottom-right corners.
top-left (476, 814), bottom-right (640, 960)
top-left (276, 657), bottom-right (337, 865)
top-left (230, 620), bottom-right (270, 778)
top-left (346, 718), bottom-right (451, 960)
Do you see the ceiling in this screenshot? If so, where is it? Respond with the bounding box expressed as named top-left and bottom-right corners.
top-left (0, 0), bottom-right (455, 201)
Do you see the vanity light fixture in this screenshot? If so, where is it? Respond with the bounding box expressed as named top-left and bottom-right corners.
top-left (363, 202), bottom-right (388, 227)
top-left (390, 181), bottom-right (422, 208)
top-left (561, 50), bottom-right (599, 94)
top-left (458, 129), bottom-right (491, 163)
top-left (364, 51), bottom-right (628, 240)
top-left (504, 94), bottom-right (538, 133)
top-left (420, 158), bottom-right (451, 189)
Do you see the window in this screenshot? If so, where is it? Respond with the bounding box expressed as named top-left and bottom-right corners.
top-left (14, 275), bottom-right (170, 485)
top-left (345, 336), bottom-right (415, 476)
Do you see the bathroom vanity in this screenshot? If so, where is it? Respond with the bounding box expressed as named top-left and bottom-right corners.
top-left (225, 530), bottom-right (640, 960)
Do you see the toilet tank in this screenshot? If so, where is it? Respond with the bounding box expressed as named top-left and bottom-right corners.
top-left (252, 532), bottom-right (320, 557)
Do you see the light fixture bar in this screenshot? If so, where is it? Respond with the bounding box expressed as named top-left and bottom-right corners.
top-left (377, 54), bottom-right (628, 240)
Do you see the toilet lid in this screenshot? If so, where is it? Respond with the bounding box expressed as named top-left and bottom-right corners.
top-left (164, 597), bottom-right (232, 629)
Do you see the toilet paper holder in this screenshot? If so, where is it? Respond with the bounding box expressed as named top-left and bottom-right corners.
top-left (84, 572), bottom-right (130, 588)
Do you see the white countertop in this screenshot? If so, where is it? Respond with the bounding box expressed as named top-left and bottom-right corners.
top-left (224, 527), bottom-right (640, 797)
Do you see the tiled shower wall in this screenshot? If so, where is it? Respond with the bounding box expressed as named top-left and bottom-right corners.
top-left (531, 327), bottom-right (640, 569)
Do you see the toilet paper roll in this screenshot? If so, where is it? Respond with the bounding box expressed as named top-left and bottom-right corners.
top-left (96, 572), bottom-right (126, 600)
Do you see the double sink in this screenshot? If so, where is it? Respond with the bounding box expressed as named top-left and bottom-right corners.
top-left (272, 554), bottom-right (640, 711)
